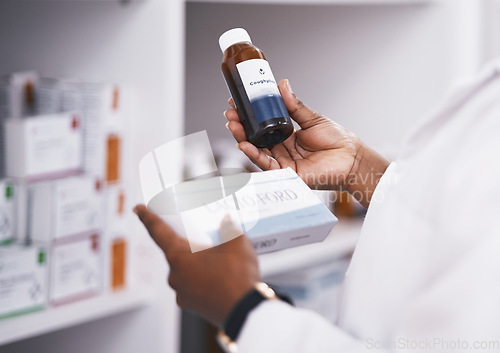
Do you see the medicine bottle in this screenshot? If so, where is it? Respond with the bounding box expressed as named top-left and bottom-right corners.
top-left (219, 28), bottom-right (294, 149)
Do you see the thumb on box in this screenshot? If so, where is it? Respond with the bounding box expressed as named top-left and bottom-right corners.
top-left (219, 214), bottom-right (244, 244)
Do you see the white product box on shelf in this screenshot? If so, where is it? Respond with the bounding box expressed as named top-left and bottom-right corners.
top-left (9, 71), bottom-right (38, 118)
top-left (149, 168), bottom-right (338, 254)
top-left (0, 179), bottom-right (16, 245)
top-left (0, 243), bottom-right (48, 319)
top-left (0, 71), bottom-right (38, 120)
top-left (104, 184), bottom-right (127, 230)
top-left (35, 77), bottom-right (63, 115)
top-left (35, 78), bottom-right (125, 182)
top-left (78, 82), bottom-right (125, 185)
top-left (50, 234), bottom-right (101, 305)
top-left (28, 175), bottom-right (103, 242)
top-left (4, 113), bottom-right (83, 180)
top-left (103, 185), bottom-right (129, 292)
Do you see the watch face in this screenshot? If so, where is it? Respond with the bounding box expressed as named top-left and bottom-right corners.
top-left (255, 282), bottom-right (276, 300)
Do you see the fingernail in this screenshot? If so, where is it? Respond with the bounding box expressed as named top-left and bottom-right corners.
top-left (235, 143), bottom-right (240, 150)
top-left (225, 121), bottom-right (230, 130)
top-left (285, 79), bottom-right (294, 94)
top-left (223, 110), bottom-right (229, 119)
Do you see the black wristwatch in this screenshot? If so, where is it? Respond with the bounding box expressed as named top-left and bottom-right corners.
top-left (217, 282), bottom-right (292, 353)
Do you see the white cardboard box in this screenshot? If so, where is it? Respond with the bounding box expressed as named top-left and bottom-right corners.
top-left (153, 168), bottom-right (338, 254)
top-left (40, 79), bottom-right (125, 182)
top-left (0, 179), bottom-right (16, 245)
top-left (0, 71), bottom-right (38, 119)
top-left (50, 234), bottom-right (101, 305)
top-left (0, 243), bottom-right (47, 319)
top-left (9, 71), bottom-right (38, 118)
top-left (28, 175), bottom-right (103, 242)
top-left (4, 113), bottom-right (83, 180)
top-left (77, 82), bottom-right (125, 183)
top-left (103, 185), bottom-right (129, 292)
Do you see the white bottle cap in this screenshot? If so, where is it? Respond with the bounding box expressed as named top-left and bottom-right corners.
top-left (219, 28), bottom-right (252, 53)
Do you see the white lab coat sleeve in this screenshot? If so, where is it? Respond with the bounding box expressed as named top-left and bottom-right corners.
top-left (236, 165), bottom-right (400, 353)
top-left (237, 300), bottom-right (375, 353)
top-left (237, 61), bottom-right (500, 353)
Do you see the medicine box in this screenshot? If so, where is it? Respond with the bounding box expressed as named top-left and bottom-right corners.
top-left (4, 112), bottom-right (83, 180)
top-left (103, 185), bottom-right (128, 292)
top-left (9, 71), bottom-right (38, 118)
top-left (0, 243), bottom-right (47, 319)
top-left (151, 168), bottom-right (338, 254)
top-left (0, 179), bottom-right (16, 245)
top-left (0, 71), bottom-right (38, 119)
top-left (28, 175), bottom-right (103, 242)
top-left (61, 80), bottom-right (124, 182)
top-left (50, 234), bottom-right (101, 305)
top-left (34, 78), bottom-right (126, 183)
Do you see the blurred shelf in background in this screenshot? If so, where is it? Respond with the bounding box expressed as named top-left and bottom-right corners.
top-left (260, 219), bottom-right (362, 278)
top-left (0, 289), bottom-right (152, 347)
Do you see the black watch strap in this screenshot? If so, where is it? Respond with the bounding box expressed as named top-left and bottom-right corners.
top-left (223, 283), bottom-right (293, 342)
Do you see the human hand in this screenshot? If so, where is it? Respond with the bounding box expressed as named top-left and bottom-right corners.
top-left (225, 79), bottom-right (389, 207)
top-left (134, 205), bottom-right (260, 327)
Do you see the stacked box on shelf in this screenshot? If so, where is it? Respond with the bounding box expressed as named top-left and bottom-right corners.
top-left (104, 185), bottom-right (129, 292)
top-left (78, 82), bottom-right (124, 183)
top-left (0, 78), bottom-right (9, 179)
top-left (74, 81), bottom-right (129, 292)
top-left (49, 234), bottom-right (101, 306)
top-left (0, 179), bottom-right (16, 245)
top-left (0, 71), bottom-right (130, 314)
top-left (35, 77), bottom-right (129, 292)
top-left (4, 112), bottom-right (83, 180)
top-left (28, 175), bottom-right (104, 305)
top-left (28, 175), bottom-right (103, 243)
top-left (0, 72), bottom-right (38, 178)
top-left (0, 243), bottom-right (48, 319)
top-left (35, 78), bottom-right (125, 182)
top-left (1, 81), bottom-right (100, 306)
top-left (0, 71), bottom-right (38, 120)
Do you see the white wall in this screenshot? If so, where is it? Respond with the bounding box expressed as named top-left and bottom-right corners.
top-left (480, 0), bottom-right (500, 64)
top-left (185, 1), bottom-right (479, 158)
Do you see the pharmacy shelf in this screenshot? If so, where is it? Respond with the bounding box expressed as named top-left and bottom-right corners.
top-left (259, 218), bottom-right (362, 278)
top-left (0, 289), bottom-right (153, 347)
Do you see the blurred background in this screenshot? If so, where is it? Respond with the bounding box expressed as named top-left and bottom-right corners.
top-left (0, 0), bottom-right (498, 352)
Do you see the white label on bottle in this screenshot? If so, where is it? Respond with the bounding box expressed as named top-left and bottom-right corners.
top-left (236, 59), bottom-right (281, 101)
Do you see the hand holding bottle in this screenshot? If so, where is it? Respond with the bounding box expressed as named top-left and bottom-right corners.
top-left (225, 79), bottom-right (389, 208)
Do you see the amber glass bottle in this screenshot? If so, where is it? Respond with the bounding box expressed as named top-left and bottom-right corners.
top-left (219, 28), bottom-right (293, 149)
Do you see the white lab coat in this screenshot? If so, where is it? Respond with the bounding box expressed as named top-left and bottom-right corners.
top-left (237, 60), bottom-right (500, 352)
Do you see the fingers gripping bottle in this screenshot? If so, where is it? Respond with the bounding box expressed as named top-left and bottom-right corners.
top-left (219, 28), bottom-right (294, 149)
